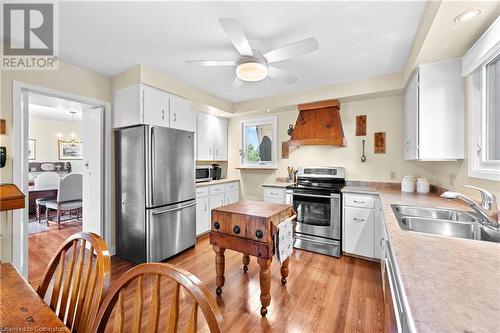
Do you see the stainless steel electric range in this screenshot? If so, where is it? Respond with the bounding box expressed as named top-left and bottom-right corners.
top-left (286, 167), bottom-right (346, 257)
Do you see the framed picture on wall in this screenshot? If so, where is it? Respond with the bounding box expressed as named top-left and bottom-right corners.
top-left (28, 139), bottom-right (36, 160)
top-left (58, 140), bottom-right (83, 160)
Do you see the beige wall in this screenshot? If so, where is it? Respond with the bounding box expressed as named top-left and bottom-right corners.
top-left (28, 117), bottom-right (84, 173)
top-left (228, 95), bottom-right (438, 200)
top-left (0, 62), bottom-right (112, 262)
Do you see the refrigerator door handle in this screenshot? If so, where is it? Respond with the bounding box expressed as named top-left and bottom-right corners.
top-left (151, 127), bottom-right (155, 204)
top-left (152, 201), bottom-right (197, 215)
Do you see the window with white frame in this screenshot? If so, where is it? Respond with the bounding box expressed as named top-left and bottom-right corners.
top-left (464, 18), bottom-right (500, 181)
top-left (240, 116), bottom-right (277, 168)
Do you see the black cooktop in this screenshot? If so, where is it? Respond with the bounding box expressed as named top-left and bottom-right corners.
top-left (286, 178), bottom-right (346, 193)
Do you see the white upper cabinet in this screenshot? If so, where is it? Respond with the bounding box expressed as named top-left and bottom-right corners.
top-left (169, 94), bottom-right (196, 132)
top-left (403, 58), bottom-right (464, 160)
top-left (113, 84), bottom-right (195, 132)
top-left (196, 112), bottom-right (228, 161)
top-left (196, 112), bottom-right (214, 160)
top-left (143, 85), bottom-right (169, 127)
top-left (213, 117), bottom-right (228, 160)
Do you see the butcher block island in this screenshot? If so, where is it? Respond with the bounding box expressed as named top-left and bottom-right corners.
top-left (209, 200), bottom-right (295, 317)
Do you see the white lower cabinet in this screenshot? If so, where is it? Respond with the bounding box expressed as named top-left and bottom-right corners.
top-left (343, 193), bottom-right (382, 259)
top-left (196, 196), bottom-right (210, 235)
top-left (196, 181), bottom-right (240, 236)
top-left (343, 206), bottom-right (375, 258)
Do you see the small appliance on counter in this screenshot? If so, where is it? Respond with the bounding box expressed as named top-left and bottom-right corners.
top-left (212, 163), bottom-right (222, 180)
top-left (401, 175), bottom-right (416, 192)
top-left (196, 165), bottom-right (212, 183)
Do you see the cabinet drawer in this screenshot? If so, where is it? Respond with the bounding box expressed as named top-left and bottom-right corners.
top-left (195, 186), bottom-right (209, 198)
top-left (344, 194), bottom-right (375, 209)
top-left (209, 184), bottom-right (225, 195)
top-left (224, 182), bottom-right (239, 192)
top-left (263, 187), bottom-right (285, 200)
top-left (264, 197), bottom-right (285, 204)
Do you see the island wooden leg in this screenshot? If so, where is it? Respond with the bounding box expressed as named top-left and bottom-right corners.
top-left (213, 246), bottom-right (225, 296)
top-left (257, 258), bottom-right (272, 316)
top-left (280, 257), bottom-right (290, 285)
top-left (242, 254), bottom-right (250, 273)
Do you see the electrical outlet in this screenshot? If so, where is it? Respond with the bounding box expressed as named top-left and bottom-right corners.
top-left (390, 171), bottom-right (397, 180)
top-left (449, 174), bottom-right (456, 186)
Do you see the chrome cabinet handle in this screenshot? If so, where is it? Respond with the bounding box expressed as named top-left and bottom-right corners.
top-left (161, 109), bottom-right (165, 120)
top-left (353, 217), bottom-right (365, 222)
top-left (173, 112), bottom-right (176, 122)
top-left (353, 200), bottom-right (366, 204)
top-left (209, 148), bottom-right (212, 156)
top-left (380, 237), bottom-right (385, 248)
top-left (204, 203), bottom-right (207, 211)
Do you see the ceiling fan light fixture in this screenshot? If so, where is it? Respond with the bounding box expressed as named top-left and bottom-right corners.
top-left (236, 58), bottom-right (267, 82)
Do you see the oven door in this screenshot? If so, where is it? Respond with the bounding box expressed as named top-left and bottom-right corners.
top-left (286, 190), bottom-right (340, 239)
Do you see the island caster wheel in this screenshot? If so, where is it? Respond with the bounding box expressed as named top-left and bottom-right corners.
top-left (260, 307), bottom-right (268, 317)
top-left (243, 265), bottom-right (248, 273)
top-left (281, 277), bottom-right (287, 285)
top-left (216, 287), bottom-right (222, 296)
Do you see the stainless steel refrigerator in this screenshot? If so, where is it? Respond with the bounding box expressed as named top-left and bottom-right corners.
top-left (115, 125), bottom-right (196, 263)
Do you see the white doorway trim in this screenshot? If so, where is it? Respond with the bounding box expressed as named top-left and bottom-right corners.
top-left (12, 81), bottom-right (112, 277)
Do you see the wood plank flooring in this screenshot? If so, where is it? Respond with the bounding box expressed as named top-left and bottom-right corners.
top-left (29, 231), bottom-right (385, 332)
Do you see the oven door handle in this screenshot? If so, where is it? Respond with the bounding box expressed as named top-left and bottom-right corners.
top-left (286, 190), bottom-right (339, 199)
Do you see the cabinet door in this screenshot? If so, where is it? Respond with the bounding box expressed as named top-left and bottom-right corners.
top-left (344, 207), bottom-right (375, 258)
top-left (143, 85), bottom-right (169, 127)
top-left (196, 112), bottom-right (214, 160)
top-left (213, 117), bottom-right (228, 161)
top-left (225, 190), bottom-right (239, 205)
top-left (209, 193), bottom-right (225, 211)
top-left (403, 71), bottom-right (418, 160)
top-left (196, 196), bottom-right (210, 236)
top-left (170, 94), bottom-right (196, 132)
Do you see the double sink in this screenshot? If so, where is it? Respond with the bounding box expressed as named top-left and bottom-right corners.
top-left (392, 205), bottom-right (500, 243)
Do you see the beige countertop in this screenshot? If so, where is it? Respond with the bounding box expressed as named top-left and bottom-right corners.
top-left (261, 181), bottom-right (295, 188)
top-left (196, 179), bottom-right (240, 187)
top-left (343, 186), bottom-right (500, 333)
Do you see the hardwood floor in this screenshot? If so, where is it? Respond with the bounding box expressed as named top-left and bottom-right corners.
top-left (29, 232), bottom-right (385, 332)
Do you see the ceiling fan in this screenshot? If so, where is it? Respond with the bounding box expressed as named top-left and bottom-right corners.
top-left (186, 18), bottom-right (319, 88)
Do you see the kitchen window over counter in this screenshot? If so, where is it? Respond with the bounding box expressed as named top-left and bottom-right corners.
top-left (463, 17), bottom-right (500, 181)
top-left (240, 116), bottom-right (278, 168)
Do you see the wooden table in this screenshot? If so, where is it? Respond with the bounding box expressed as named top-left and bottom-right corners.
top-left (0, 263), bottom-right (69, 332)
top-left (210, 200), bottom-right (294, 317)
top-left (0, 184), bottom-right (25, 211)
top-left (28, 185), bottom-right (57, 215)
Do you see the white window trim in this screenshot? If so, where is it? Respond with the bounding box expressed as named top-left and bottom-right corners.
top-left (240, 116), bottom-right (278, 168)
top-left (465, 19), bottom-right (500, 181)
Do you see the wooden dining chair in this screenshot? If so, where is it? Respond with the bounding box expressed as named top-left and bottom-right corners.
top-left (91, 263), bottom-right (224, 333)
top-left (37, 232), bottom-right (111, 333)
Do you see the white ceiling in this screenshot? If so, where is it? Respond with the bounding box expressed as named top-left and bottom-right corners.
top-left (29, 93), bottom-right (85, 122)
top-left (59, 1), bottom-right (426, 102)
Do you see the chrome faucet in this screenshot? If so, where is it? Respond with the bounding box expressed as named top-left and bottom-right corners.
top-left (441, 185), bottom-right (499, 229)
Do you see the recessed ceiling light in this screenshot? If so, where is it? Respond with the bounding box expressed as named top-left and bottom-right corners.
top-left (454, 9), bottom-right (482, 24)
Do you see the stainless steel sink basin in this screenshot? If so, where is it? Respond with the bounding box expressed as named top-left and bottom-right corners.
top-left (393, 205), bottom-right (476, 222)
top-left (392, 205), bottom-right (500, 243)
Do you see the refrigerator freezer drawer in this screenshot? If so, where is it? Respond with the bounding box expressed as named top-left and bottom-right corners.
top-left (147, 200), bottom-right (196, 262)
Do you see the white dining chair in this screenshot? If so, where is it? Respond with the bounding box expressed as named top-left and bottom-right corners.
top-left (45, 173), bottom-right (83, 229)
top-left (34, 172), bottom-right (61, 223)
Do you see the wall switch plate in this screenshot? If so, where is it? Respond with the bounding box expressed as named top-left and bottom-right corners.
top-left (390, 171), bottom-right (397, 179)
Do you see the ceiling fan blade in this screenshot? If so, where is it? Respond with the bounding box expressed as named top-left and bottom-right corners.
top-left (268, 66), bottom-right (298, 84)
top-left (263, 37), bottom-right (319, 63)
top-left (186, 60), bottom-right (236, 66)
top-left (232, 77), bottom-right (243, 88)
top-left (218, 18), bottom-right (253, 56)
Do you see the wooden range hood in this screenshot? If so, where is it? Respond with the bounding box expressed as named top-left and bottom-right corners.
top-left (289, 99), bottom-right (346, 147)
